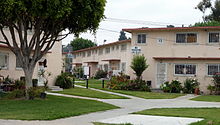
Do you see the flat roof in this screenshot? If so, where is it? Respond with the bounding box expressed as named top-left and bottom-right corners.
top-left (123, 26), bottom-right (220, 33)
top-left (73, 39), bottom-right (131, 53)
top-left (153, 57), bottom-right (220, 60)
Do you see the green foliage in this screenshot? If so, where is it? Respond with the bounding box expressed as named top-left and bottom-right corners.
top-left (161, 80), bottom-right (183, 93)
top-left (55, 73), bottom-right (73, 89)
top-left (208, 0), bottom-right (220, 21)
top-left (6, 89), bottom-right (25, 99)
top-left (71, 37), bottom-right (97, 51)
top-left (118, 31), bottom-right (128, 41)
top-left (130, 55), bottom-right (148, 79)
top-left (212, 74), bottom-right (220, 95)
top-left (183, 78), bottom-right (200, 94)
top-left (193, 21), bottom-right (220, 26)
top-left (27, 87), bottom-right (45, 100)
top-left (73, 67), bottom-right (84, 78)
top-left (95, 70), bottom-right (108, 79)
top-left (207, 85), bottom-right (216, 95)
top-left (107, 74), bottom-right (150, 91)
top-left (14, 80), bottom-right (25, 90)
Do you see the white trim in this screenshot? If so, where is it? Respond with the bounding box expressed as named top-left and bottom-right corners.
top-left (174, 63), bottom-right (197, 76)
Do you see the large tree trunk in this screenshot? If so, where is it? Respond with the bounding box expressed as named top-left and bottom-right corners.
top-left (23, 66), bottom-right (35, 99)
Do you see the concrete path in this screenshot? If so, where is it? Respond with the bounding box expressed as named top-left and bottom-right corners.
top-left (1, 88), bottom-right (220, 125)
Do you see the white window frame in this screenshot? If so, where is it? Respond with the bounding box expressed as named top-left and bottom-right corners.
top-left (175, 32), bottom-right (198, 44)
top-left (137, 34), bottom-right (147, 44)
top-left (174, 64), bottom-right (197, 76)
top-left (208, 32), bottom-right (220, 44)
top-left (121, 44), bottom-right (127, 51)
top-left (0, 52), bottom-right (9, 70)
top-left (207, 64), bottom-right (220, 76)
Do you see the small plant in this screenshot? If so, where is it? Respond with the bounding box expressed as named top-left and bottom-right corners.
top-left (207, 85), bottom-right (215, 95)
top-left (14, 80), bottom-right (26, 90)
top-left (7, 89), bottom-right (25, 99)
top-left (27, 87), bottom-right (45, 100)
top-left (55, 72), bottom-right (73, 89)
top-left (212, 73), bottom-right (220, 95)
top-left (106, 74), bottom-right (129, 90)
top-left (161, 80), bottom-right (183, 93)
top-left (126, 79), bottom-right (151, 91)
top-left (73, 67), bottom-right (84, 78)
top-left (95, 70), bottom-right (108, 79)
top-left (183, 78), bottom-right (200, 94)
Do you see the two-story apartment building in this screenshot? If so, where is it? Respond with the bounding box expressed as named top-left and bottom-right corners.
top-left (0, 29), bottom-right (62, 86)
top-left (73, 26), bottom-right (220, 93)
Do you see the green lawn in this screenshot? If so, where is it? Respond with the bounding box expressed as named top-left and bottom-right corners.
top-left (135, 108), bottom-right (220, 125)
top-left (53, 87), bottom-right (128, 99)
top-left (191, 95), bottom-right (220, 102)
top-left (75, 79), bottom-right (184, 99)
top-left (0, 95), bottom-right (118, 120)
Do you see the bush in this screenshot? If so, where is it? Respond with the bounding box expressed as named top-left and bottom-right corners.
top-left (14, 80), bottom-right (25, 90)
top-left (73, 67), bottom-right (84, 78)
top-left (27, 87), bottom-right (45, 100)
top-left (106, 74), bottom-right (151, 91)
top-left (55, 73), bottom-right (73, 89)
top-left (161, 80), bottom-right (183, 93)
top-left (183, 78), bottom-right (199, 94)
top-left (211, 73), bottom-right (220, 95)
top-left (95, 70), bottom-right (108, 79)
top-left (7, 89), bottom-right (25, 99)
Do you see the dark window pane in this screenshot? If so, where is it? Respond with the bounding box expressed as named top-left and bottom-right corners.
top-left (208, 64), bottom-right (218, 75)
top-left (186, 65), bottom-right (196, 74)
top-left (176, 34), bottom-right (186, 43)
top-left (209, 33), bottom-right (219, 43)
top-left (138, 35), bottom-right (141, 43)
top-left (175, 64), bottom-right (185, 74)
top-left (142, 34), bottom-right (146, 43)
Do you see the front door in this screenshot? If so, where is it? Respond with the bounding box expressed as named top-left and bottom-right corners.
top-left (156, 63), bottom-right (167, 88)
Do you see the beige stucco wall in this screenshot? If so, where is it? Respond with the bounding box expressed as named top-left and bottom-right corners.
top-left (0, 29), bottom-right (62, 86)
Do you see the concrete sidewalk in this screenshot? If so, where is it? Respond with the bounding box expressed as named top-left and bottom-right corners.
top-left (1, 89), bottom-right (220, 125)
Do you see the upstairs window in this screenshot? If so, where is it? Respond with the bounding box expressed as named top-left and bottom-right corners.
top-left (82, 52), bottom-right (86, 57)
top-left (105, 47), bottom-right (110, 54)
top-left (121, 44), bottom-right (127, 51)
top-left (175, 64), bottom-right (196, 75)
top-left (99, 49), bottom-right (103, 55)
top-left (87, 51), bottom-right (91, 57)
top-left (176, 33), bottom-right (197, 43)
top-left (0, 52), bottom-right (8, 69)
top-left (137, 34), bottom-right (146, 44)
top-left (209, 32), bottom-right (219, 43)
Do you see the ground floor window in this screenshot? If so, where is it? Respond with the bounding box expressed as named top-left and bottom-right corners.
top-left (207, 64), bottom-right (220, 75)
top-left (175, 64), bottom-right (196, 75)
top-left (0, 52), bottom-right (8, 69)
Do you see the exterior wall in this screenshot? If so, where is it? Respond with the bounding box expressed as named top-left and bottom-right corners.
top-left (130, 29), bottom-right (220, 93)
top-left (0, 29), bottom-right (62, 86)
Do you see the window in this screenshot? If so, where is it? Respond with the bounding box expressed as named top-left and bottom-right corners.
top-left (112, 46), bottom-right (115, 51)
top-left (99, 49), bottom-right (103, 55)
top-left (176, 33), bottom-right (197, 43)
top-left (16, 57), bottom-right (22, 69)
top-left (116, 45), bottom-right (119, 50)
top-left (121, 62), bottom-right (126, 72)
top-left (105, 47), bottom-right (110, 54)
top-left (137, 34), bottom-right (146, 44)
top-left (87, 51), bottom-right (91, 57)
top-left (207, 64), bottom-right (220, 75)
top-left (175, 64), bottom-right (196, 75)
top-left (0, 52), bottom-right (8, 69)
top-left (82, 52), bottom-right (86, 57)
top-left (209, 32), bottom-right (219, 43)
top-left (121, 44), bottom-right (127, 51)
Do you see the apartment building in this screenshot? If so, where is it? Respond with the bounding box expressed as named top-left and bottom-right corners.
top-left (0, 29), bottom-right (62, 86)
top-left (73, 26), bottom-right (220, 93)
top-left (73, 40), bottom-right (132, 77)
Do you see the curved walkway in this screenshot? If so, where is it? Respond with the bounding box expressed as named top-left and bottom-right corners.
top-left (1, 88), bottom-right (220, 125)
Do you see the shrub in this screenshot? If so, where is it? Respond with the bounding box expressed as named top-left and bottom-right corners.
top-left (73, 67), bottom-right (84, 78)
top-left (161, 80), bottom-right (183, 93)
top-left (27, 87), bottom-right (45, 100)
top-left (55, 73), bottom-right (73, 89)
top-left (14, 80), bottom-right (25, 90)
top-left (95, 70), bottom-right (108, 79)
top-left (183, 78), bottom-right (199, 94)
top-left (106, 74), bottom-right (129, 90)
top-left (212, 73), bottom-right (220, 95)
top-left (126, 79), bottom-right (151, 91)
top-left (7, 89), bottom-right (25, 99)
top-left (130, 55), bottom-right (148, 79)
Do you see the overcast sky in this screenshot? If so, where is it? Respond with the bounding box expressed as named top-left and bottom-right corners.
top-left (62, 0), bottom-right (205, 46)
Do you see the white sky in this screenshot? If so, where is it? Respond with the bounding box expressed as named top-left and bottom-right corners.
top-left (62, 0), bottom-right (205, 46)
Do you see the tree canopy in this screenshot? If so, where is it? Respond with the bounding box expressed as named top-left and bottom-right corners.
top-left (193, 21), bottom-right (220, 26)
top-left (71, 38), bottom-right (97, 51)
top-left (118, 31), bottom-right (128, 41)
top-left (130, 55), bottom-right (148, 80)
top-left (0, 0), bottom-right (106, 94)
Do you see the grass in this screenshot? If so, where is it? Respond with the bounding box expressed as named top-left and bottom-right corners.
top-left (0, 95), bottom-right (118, 120)
top-left (75, 79), bottom-right (184, 99)
top-left (191, 95), bottom-right (220, 102)
top-left (53, 87), bottom-right (128, 99)
top-left (134, 108), bottom-right (220, 125)
top-left (93, 123), bottom-right (132, 125)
